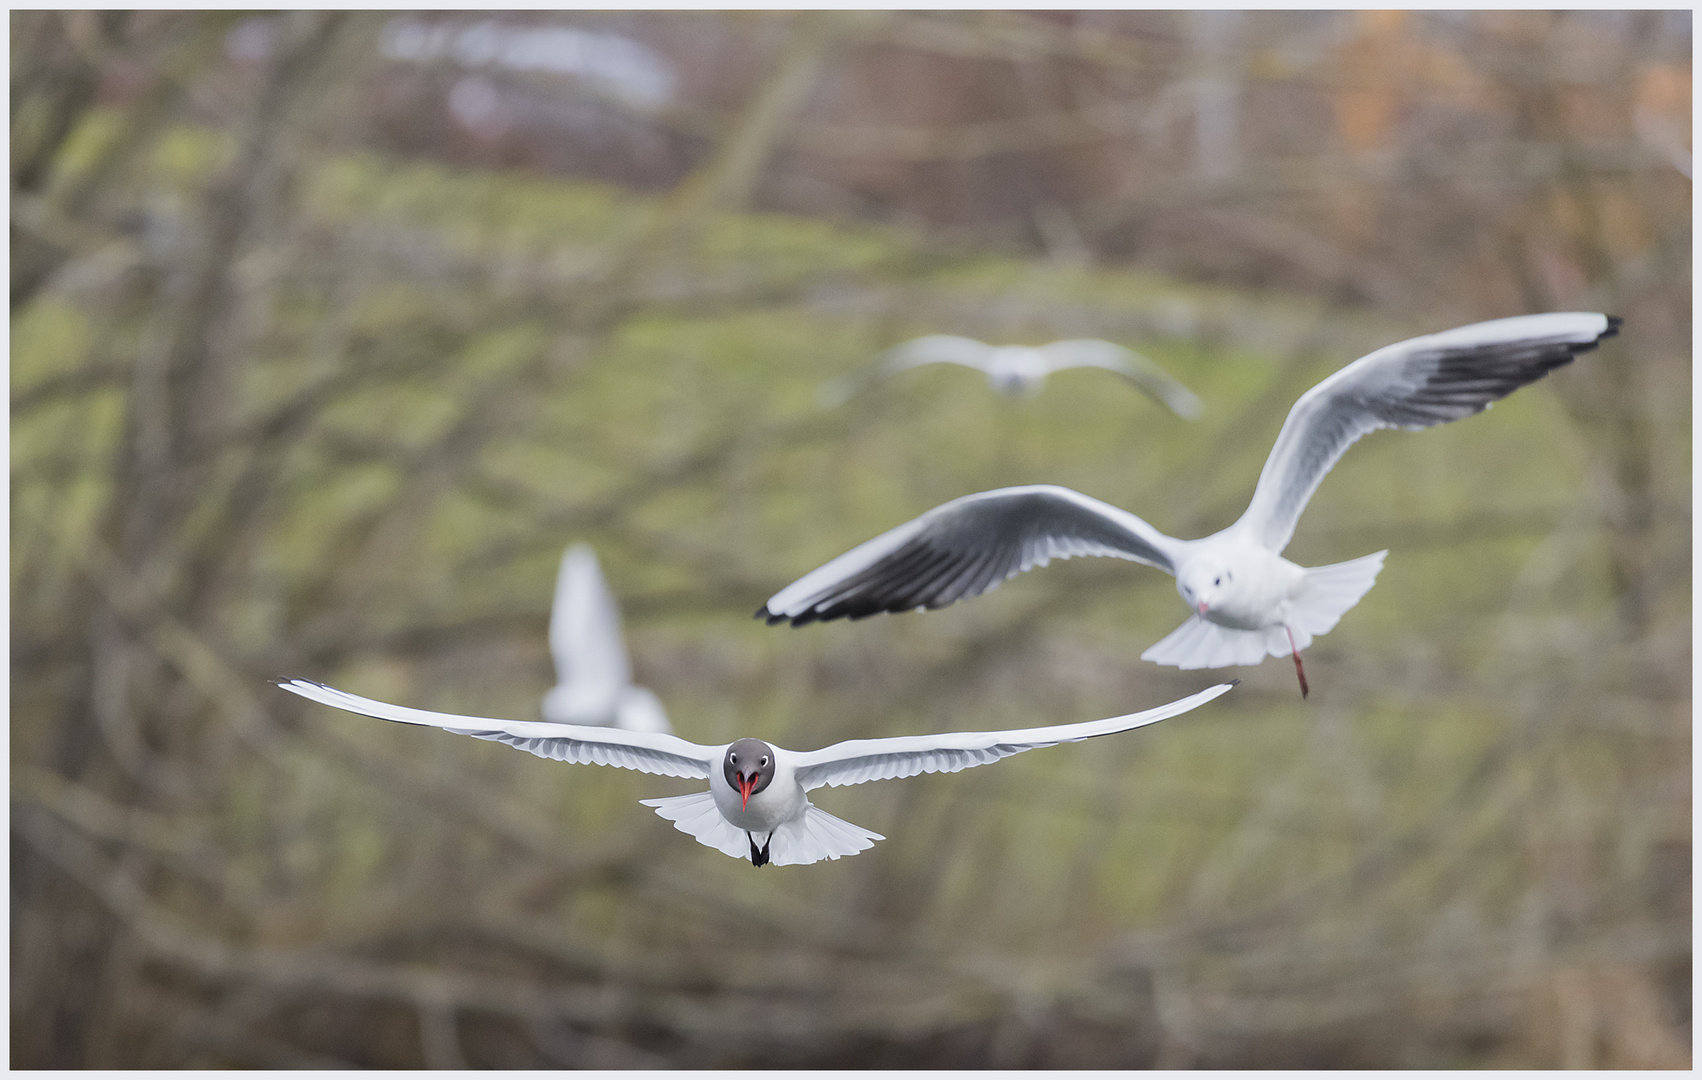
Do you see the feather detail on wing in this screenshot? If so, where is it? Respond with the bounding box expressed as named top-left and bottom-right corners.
top-left (791, 682), bottom-right (1234, 791)
top-left (275, 679), bottom-right (713, 778)
top-left (758, 485), bottom-right (1186, 626)
top-left (1236, 312), bottom-right (1619, 553)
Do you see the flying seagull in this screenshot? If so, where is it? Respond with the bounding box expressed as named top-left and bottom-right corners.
top-left (275, 679), bottom-right (1235, 867)
top-left (763, 312), bottom-right (1620, 697)
top-left (820, 335), bottom-right (1203, 419)
top-left (542, 544), bottom-right (670, 734)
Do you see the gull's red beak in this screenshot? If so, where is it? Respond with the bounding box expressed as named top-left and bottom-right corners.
top-left (737, 772), bottom-right (758, 810)
top-left (1197, 600), bottom-right (1209, 615)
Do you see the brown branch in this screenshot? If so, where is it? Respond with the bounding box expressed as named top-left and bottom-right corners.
top-left (72, 535), bottom-right (642, 878)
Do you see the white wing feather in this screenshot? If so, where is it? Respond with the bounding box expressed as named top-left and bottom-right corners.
top-left (277, 679), bottom-right (714, 778)
top-left (790, 682), bottom-right (1234, 791)
top-left (549, 545), bottom-right (631, 700)
top-left (876, 334), bottom-right (999, 375)
top-left (1235, 312), bottom-right (1617, 553)
top-left (1036, 339), bottom-right (1203, 419)
top-left (819, 335), bottom-right (997, 407)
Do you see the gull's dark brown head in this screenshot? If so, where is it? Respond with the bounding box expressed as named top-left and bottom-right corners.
top-left (723, 738), bottom-right (775, 810)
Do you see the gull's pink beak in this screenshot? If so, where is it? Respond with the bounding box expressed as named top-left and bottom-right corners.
top-left (1197, 600), bottom-right (1209, 615)
top-left (737, 772), bottom-right (758, 810)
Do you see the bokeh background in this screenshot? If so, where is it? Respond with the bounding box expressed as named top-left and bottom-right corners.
top-left (10, 10), bottom-right (1691, 1068)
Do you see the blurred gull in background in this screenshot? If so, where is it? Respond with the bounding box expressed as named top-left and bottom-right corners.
top-left (379, 17), bottom-right (675, 111)
top-left (276, 679), bottom-right (1235, 867)
top-left (820, 335), bottom-right (1204, 419)
top-left (767, 313), bottom-right (1621, 697)
top-left (542, 544), bottom-right (671, 734)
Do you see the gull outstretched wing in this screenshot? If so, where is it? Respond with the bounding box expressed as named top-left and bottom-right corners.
top-left (875, 334), bottom-right (998, 376)
top-left (758, 484), bottom-right (1188, 626)
top-left (1236, 312), bottom-right (1619, 553)
top-left (549, 544), bottom-right (631, 701)
top-left (818, 335), bottom-right (997, 407)
top-left (790, 682), bottom-right (1235, 791)
top-left (277, 679), bottom-right (714, 779)
top-left (1037, 339), bottom-right (1203, 419)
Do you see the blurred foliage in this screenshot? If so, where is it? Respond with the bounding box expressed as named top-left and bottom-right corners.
top-left (11, 9), bottom-right (1689, 1068)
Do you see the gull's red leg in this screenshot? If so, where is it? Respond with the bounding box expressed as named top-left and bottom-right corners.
top-left (1285, 625), bottom-right (1309, 699)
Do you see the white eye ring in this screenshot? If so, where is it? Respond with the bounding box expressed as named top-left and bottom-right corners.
top-left (760, 756), bottom-right (769, 767)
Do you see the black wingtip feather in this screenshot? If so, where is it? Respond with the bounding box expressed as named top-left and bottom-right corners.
top-left (1602, 315), bottom-right (1623, 338)
top-left (756, 604), bottom-right (815, 627)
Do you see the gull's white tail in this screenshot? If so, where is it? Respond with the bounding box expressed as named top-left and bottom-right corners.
top-left (640, 792), bottom-right (883, 866)
top-left (769, 804), bottom-right (883, 866)
top-left (1142, 550), bottom-right (1387, 669)
top-left (641, 791), bottom-right (749, 859)
top-left (1141, 616), bottom-right (1284, 669)
top-left (1292, 550), bottom-right (1386, 637)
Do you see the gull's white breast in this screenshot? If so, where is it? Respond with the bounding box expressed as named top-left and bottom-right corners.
top-left (1184, 541), bottom-right (1307, 630)
top-left (709, 756), bottom-right (807, 833)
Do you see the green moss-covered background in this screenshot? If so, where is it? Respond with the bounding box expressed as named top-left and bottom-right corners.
top-left (12, 11), bottom-right (1689, 1068)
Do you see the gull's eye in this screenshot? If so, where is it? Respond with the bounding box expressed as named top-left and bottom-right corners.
top-left (729, 754), bottom-right (737, 765)
top-left (1213, 576), bottom-right (1221, 586)
top-left (760, 756), bottom-right (769, 767)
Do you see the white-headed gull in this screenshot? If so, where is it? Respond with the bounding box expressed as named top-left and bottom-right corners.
top-left (275, 679), bottom-right (1235, 866)
top-left (541, 544), bottom-right (670, 734)
top-left (821, 335), bottom-right (1203, 419)
top-left (764, 313), bottom-right (1621, 697)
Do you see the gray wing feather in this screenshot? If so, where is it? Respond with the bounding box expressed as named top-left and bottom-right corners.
top-left (758, 484), bottom-right (1187, 626)
top-left (1236, 312), bottom-right (1619, 553)
top-left (276, 679), bottom-right (713, 779)
top-left (792, 682), bottom-right (1234, 790)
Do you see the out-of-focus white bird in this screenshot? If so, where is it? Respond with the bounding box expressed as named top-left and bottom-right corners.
top-left (275, 679), bottom-right (1234, 867)
top-left (764, 313), bottom-right (1621, 697)
top-left (820, 335), bottom-right (1203, 419)
top-left (541, 544), bottom-right (670, 734)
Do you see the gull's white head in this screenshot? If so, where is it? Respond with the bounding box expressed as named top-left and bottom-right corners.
top-left (1176, 557), bottom-right (1239, 616)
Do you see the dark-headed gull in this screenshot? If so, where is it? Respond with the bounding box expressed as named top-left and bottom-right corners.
top-left (542, 545), bottom-right (670, 734)
top-left (763, 313), bottom-right (1621, 697)
top-left (821, 335), bottom-right (1203, 419)
top-left (276, 679), bottom-right (1235, 866)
